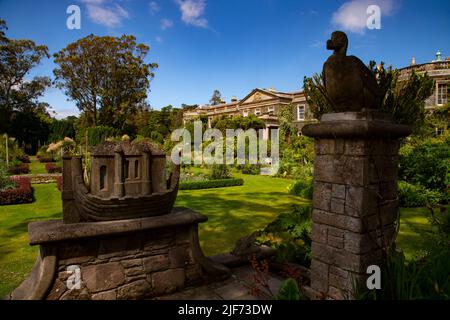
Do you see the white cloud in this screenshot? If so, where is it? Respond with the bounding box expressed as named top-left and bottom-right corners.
top-left (149, 1), bottom-right (160, 15)
top-left (160, 18), bottom-right (174, 30)
top-left (80, 0), bottom-right (130, 28)
top-left (331, 0), bottom-right (396, 34)
top-left (155, 36), bottom-right (163, 43)
top-left (175, 0), bottom-right (208, 28)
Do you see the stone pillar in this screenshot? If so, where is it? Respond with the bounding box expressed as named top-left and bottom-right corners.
top-left (141, 151), bottom-right (151, 195)
top-left (302, 111), bottom-right (411, 299)
top-left (113, 147), bottom-right (125, 198)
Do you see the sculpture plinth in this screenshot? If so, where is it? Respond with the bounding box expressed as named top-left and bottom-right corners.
top-left (302, 110), bottom-right (411, 299)
top-left (10, 208), bottom-right (230, 300)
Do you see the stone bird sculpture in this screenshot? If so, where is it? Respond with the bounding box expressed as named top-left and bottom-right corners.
top-left (323, 31), bottom-right (382, 112)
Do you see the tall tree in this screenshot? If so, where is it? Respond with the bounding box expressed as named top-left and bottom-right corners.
top-left (0, 19), bottom-right (50, 134)
top-left (209, 89), bottom-right (222, 105)
top-left (53, 34), bottom-right (158, 129)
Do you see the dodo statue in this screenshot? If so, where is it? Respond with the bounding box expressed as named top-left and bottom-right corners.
top-left (323, 31), bottom-right (382, 112)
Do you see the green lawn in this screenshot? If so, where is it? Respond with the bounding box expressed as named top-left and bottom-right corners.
top-left (28, 156), bottom-right (47, 174)
top-left (0, 173), bottom-right (436, 298)
top-left (0, 183), bottom-right (62, 298)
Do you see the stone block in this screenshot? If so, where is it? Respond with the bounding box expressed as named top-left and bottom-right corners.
top-left (121, 258), bottom-right (142, 269)
top-left (327, 235), bottom-right (344, 249)
top-left (312, 223), bottom-right (327, 244)
top-left (344, 140), bottom-right (366, 156)
top-left (151, 268), bottom-right (186, 295)
top-left (169, 245), bottom-right (193, 268)
top-left (310, 259), bottom-right (329, 293)
top-left (143, 254), bottom-right (170, 273)
top-left (117, 279), bottom-right (151, 300)
top-left (330, 198), bottom-right (345, 214)
top-left (82, 262), bottom-right (125, 293)
top-left (91, 290), bottom-right (117, 300)
top-left (316, 139), bottom-right (334, 155)
top-left (313, 182), bottom-right (332, 212)
top-left (332, 184), bottom-right (346, 200)
top-left (313, 209), bottom-right (364, 233)
top-left (327, 226), bottom-right (345, 238)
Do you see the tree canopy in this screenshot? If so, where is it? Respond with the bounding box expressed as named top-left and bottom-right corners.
top-left (53, 34), bottom-right (158, 130)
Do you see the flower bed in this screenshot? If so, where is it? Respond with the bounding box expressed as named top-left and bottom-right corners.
top-left (179, 178), bottom-right (244, 190)
top-left (8, 163), bottom-right (30, 175)
top-left (0, 176), bottom-right (34, 205)
top-left (45, 163), bottom-right (62, 174)
top-left (56, 176), bottom-right (62, 191)
top-left (17, 155), bottom-right (30, 163)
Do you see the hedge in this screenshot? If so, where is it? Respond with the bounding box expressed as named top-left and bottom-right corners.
top-left (0, 176), bottom-right (34, 205)
top-left (45, 163), bottom-right (62, 174)
top-left (37, 156), bottom-right (55, 163)
top-left (8, 163), bottom-right (30, 175)
top-left (179, 178), bottom-right (244, 190)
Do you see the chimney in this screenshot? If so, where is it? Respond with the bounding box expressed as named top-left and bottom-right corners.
top-left (411, 56), bottom-right (416, 66)
top-left (231, 96), bottom-right (238, 102)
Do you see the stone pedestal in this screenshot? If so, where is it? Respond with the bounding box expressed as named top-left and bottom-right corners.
top-left (302, 111), bottom-right (411, 299)
top-left (10, 207), bottom-right (230, 300)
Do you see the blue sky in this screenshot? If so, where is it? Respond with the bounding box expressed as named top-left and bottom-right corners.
top-left (1, 0), bottom-right (449, 118)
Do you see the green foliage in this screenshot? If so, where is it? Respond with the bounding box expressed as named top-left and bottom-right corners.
top-left (53, 34), bottom-right (157, 129)
top-left (236, 163), bottom-right (261, 175)
top-left (0, 20), bottom-right (50, 134)
top-left (375, 64), bottom-right (434, 131)
top-left (211, 114), bottom-right (266, 134)
top-left (179, 178), bottom-right (244, 190)
top-left (398, 181), bottom-right (442, 207)
top-left (274, 278), bottom-right (301, 300)
top-left (257, 205), bottom-right (312, 266)
top-left (358, 243), bottom-right (450, 300)
top-left (278, 135), bottom-right (314, 179)
top-left (86, 126), bottom-right (120, 146)
top-left (209, 164), bottom-right (231, 180)
top-left (399, 137), bottom-right (450, 195)
top-left (0, 162), bottom-right (15, 190)
top-left (0, 135), bottom-right (27, 162)
top-left (288, 179), bottom-right (314, 200)
top-left (278, 104), bottom-right (298, 139)
top-left (48, 116), bottom-right (76, 142)
top-left (303, 74), bottom-right (333, 120)
top-left (209, 89), bottom-right (222, 106)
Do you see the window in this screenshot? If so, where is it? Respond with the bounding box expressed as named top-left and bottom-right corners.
top-left (99, 166), bottom-right (107, 190)
top-left (255, 108), bottom-right (261, 116)
top-left (134, 160), bottom-right (139, 178)
top-left (243, 110), bottom-right (248, 117)
top-left (268, 106), bottom-right (275, 114)
top-left (437, 83), bottom-right (448, 105)
top-left (124, 160), bottom-right (129, 179)
top-left (297, 105), bottom-right (305, 121)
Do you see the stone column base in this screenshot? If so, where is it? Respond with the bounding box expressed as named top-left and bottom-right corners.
top-left (10, 207), bottom-right (230, 300)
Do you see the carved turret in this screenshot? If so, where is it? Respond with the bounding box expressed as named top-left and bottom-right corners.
top-left (62, 140), bottom-right (180, 223)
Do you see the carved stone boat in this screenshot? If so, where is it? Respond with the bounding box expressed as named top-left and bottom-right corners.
top-left (62, 140), bottom-right (180, 223)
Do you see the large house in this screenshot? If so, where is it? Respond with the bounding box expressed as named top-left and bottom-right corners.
top-left (183, 52), bottom-right (449, 137)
